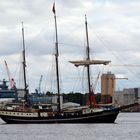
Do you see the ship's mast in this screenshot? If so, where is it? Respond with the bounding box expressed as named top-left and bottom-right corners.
top-left (69, 16), bottom-right (111, 108)
top-left (22, 22), bottom-right (28, 101)
top-left (85, 15), bottom-right (92, 107)
top-left (53, 3), bottom-right (61, 113)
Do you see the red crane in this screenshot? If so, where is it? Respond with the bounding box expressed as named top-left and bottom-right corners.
top-left (4, 60), bottom-right (15, 89)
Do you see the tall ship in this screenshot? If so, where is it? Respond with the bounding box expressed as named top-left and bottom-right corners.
top-left (0, 3), bottom-right (119, 124)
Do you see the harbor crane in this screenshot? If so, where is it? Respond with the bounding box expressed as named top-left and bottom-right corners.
top-left (38, 75), bottom-right (43, 93)
top-left (4, 60), bottom-right (15, 89)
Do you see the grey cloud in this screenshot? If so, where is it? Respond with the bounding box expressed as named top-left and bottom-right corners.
top-left (0, 0), bottom-right (140, 92)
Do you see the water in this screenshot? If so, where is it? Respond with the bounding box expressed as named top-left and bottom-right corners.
top-left (0, 113), bottom-right (140, 140)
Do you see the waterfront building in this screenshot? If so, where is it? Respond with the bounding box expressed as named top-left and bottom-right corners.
top-left (101, 72), bottom-right (115, 103)
top-left (113, 88), bottom-right (139, 106)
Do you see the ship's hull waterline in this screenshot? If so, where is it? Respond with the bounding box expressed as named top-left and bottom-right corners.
top-left (0, 109), bottom-right (119, 124)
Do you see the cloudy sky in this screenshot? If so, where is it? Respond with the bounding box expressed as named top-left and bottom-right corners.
top-left (0, 0), bottom-right (140, 93)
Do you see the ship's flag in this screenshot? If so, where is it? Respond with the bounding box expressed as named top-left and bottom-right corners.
top-left (52, 2), bottom-right (55, 14)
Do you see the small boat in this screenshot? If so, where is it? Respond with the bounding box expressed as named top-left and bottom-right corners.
top-left (0, 79), bottom-right (17, 101)
top-left (0, 61), bottom-right (18, 103)
top-left (0, 3), bottom-right (119, 124)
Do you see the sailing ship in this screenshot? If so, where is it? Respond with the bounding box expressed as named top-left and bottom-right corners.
top-left (0, 4), bottom-right (119, 124)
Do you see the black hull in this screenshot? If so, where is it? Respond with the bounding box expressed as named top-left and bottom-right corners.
top-left (0, 109), bottom-right (119, 124)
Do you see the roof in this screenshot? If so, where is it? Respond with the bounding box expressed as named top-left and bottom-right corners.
top-left (63, 102), bottom-right (80, 108)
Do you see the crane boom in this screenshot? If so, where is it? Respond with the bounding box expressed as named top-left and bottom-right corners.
top-left (38, 75), bottom-right (43, 93)
top-left (115, 77), bottom-right (128, 80)
top-left (4, 60), bottom-right (14, 89)
top-left (111, 65), bottom-right (140, 67)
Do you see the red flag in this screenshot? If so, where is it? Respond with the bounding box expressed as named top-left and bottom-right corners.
top-left (52, 2), bottom-right (55, 14)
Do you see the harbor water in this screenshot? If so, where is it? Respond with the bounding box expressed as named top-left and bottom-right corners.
top-left (0, 113), bottom-right (140, 140)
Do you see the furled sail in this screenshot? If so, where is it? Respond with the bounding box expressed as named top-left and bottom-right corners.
top-left (69, 60), bottom-right (111, 67)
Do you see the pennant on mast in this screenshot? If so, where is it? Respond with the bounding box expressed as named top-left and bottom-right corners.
top-left (52, 2), bottom-right (55, 14)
